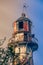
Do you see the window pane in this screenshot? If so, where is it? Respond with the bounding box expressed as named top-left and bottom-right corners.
top-left (27, 47), bottom-right (32, 53)
top-left (19, 21), bottom-right (23, 30)
top-left (15, 47), bottom-right (19, 53)
top-left (14, 33), bottom-right (24, 42)
top-left (13, 22), bottom-right (17, 33)
top-left (20, 46), bottom-right (26, 53)
top-left (23, 21), bottom-right (29, 31)
top-left (19, 54), bottom-right (26, 61)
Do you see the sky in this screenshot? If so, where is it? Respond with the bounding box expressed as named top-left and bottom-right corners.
top-left (0, 0), bottom-right (43, 65)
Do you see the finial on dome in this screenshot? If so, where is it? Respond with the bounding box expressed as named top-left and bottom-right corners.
top-left (22, 13), bottom-right (26, 17)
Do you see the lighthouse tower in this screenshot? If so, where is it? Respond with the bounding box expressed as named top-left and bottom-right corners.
top-left (8, 5), bottom-right (38, 65)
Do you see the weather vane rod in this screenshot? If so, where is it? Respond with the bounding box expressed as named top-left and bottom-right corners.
top-left (22, 3), bottom-right (29, 17)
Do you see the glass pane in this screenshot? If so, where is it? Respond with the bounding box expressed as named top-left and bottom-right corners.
top-left (13, 22), bottom-right (17, 33)
top-left (19, 21), bottom-right (23, 30)
top-left (15, 47), bottom-right (19, 53)
top-left (19, 54), bottom-right (26, 62)
top-left (14, 33), bottom-right (24, 42)
top-left (27, 47), bottom-right (31, 53)
top-left (20, 46), bottom-right (26, 53)
top-left (27, 47), bottom-right (32, 58)
top-left (23, 21), bottom-right (29, 31)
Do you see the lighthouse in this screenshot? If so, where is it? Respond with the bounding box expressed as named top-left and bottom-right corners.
top-left (8, 12), bottom-right (38, 65)
top-left (7, 3), bottom-right (39, 65)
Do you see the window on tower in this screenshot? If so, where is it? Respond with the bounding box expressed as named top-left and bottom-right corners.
top-left (18, 21), bottom-right (23, 30)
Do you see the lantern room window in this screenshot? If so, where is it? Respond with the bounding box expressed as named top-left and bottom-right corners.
top-left (18, 21), bottom-right (23, 30)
